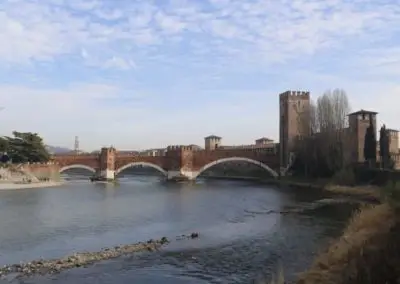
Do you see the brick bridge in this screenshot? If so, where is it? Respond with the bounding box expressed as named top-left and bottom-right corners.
top-left (53, 146), bottom-right (283, 181)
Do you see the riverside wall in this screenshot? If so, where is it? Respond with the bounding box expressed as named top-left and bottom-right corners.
top-left (19, 163), bottom-right (61, 181)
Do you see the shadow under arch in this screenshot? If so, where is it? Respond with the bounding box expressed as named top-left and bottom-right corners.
top-left (193, 157), bottom-right (278, 179)
top-left (59, 164), bottom-right (96, 173)
top-left (115, 162), bottom-right (167, 177)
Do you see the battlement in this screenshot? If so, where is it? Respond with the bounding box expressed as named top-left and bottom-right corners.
top-left (167, 145), bottom-right (196, 151)
top-left (100, 147), bottom-right (116, 154)
top-left (387, 129), bottom-right (399, 136)
top-left (279, 90), bottom-right (310, 100)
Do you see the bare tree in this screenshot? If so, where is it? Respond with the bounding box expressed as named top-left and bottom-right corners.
top-left (293, 89), bottom-right (352, 177)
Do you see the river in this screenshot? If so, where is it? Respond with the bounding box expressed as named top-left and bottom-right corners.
top-left (0, 172), bottom-right (355, 284)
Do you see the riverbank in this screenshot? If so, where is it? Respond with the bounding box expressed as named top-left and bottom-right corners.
top-left (0, 238), bottom-right (168, 278)
top-left (296, 203), bottom-right (400, 284)
top-left (265, 181), bottom-right (400, 284)
top-left (269, 177), bottom-right (383, 203)
top-left (0, 233), bottom-right (199, 279)
top-left (0, 181), bottom-right (64, 190)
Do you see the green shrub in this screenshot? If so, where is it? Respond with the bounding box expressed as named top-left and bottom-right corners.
top-left (381, 181), bottom-right (400, 210)
top-left (331, 167), bottom-right (356, 186)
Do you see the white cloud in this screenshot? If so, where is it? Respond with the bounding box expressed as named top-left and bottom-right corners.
top-left (0, 0), bottom-right (399, 150)
top-left (0, 0), bottom-right (398, 66)
top-left (154, 11), bottom-right (186, 34)
top-left (102, 57), bottom-right (136, 70)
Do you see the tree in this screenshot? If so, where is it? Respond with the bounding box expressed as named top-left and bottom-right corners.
top-left (291, 89), bottom-right (352, 178)
top-left (364, 114), bottom-right (377, 166)
top-left (0, 136), bottom-right (8, 152)
top-left (1, 132), bottom-right (50, 163)
top-left (379, 124), bottom-right (391, 169)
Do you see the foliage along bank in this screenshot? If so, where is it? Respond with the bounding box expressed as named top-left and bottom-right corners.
top-left (0, 131), bottom-right (50, 164)
top-left (289, 89), bottom-right (396, 186)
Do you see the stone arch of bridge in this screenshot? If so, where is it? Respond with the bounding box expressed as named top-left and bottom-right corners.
top-left (194, 157), bottom-right (278, 179)
top-left (115, 162), bottom-right (167, 176)
top-left (59, 164), bottom-right (96, 173)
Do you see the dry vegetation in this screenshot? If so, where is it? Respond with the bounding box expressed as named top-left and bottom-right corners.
top-left (263, 183), bottom-right (400, 284)
top-left (324, 184), bottom-right (381, 201)
top-left (297, 203), bottom-right (399, 284)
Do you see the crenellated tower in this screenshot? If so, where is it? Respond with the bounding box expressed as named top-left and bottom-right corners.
top-left (279, 90), bottom-right (311, 168)
top-left (348, 110), bottom-right (377, 162)
top-left (204, 135), bottom-right (222, 151)
top-left (99, 146), bottom-right (116, 180)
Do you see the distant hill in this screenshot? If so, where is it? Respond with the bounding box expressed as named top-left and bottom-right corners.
top-left (46, 145), bottom-right (72, 154)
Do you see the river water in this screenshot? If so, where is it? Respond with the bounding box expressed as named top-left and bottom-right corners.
top-left (0, 172), bottom-right (355, 284)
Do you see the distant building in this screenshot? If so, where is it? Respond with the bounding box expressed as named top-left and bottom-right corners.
top-left (204, 135), bottom-right (222, 151)
top-left (255, 137), bottom-right (274, 146)
top-left (203, 135), bottom-right (278, 154)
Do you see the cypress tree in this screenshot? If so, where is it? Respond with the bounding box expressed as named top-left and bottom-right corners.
top-left (364, 114), bottom-right (376, 165)
top-left (379, 125), bottom-right (390, 168)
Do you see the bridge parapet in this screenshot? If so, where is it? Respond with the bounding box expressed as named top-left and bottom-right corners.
top-left (51, 152), bottom-right (98, 157)
top-left (53, 145), bottom-right (281, 181)
top-left (215, 147), bottom-right (277, 154)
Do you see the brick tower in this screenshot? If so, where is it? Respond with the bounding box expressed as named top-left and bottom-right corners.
top-left (204, 135), bottom-right (222, 151)
top-left (99, 146), bottom-right (116, 180)
top-left (279, 90), bottom-right (311, 168)
top-left (348, 110), bottom-right (377, 162)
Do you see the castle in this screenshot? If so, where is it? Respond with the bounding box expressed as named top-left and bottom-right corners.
top-left (61, 90), bottom-right (399, 173)
top-left (191, 90), bottom-right (399, 170)
top-left (278, 90), bottom-right (400, 168)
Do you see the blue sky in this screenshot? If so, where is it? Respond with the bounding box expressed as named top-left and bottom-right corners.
top-left (0, 0), bottom-right (399, 151)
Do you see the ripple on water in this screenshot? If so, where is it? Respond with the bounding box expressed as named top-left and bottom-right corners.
top-left (0, 176), bottom-right (351, 283)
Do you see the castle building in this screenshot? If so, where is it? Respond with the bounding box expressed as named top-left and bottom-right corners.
top-left (204, 135), bottom-right (222, 151)
top-left (279, 91), bottom-right (311, 167)
top-left (278, 92), bottom-right (399, 167)
top-left (200, 90), bottom-right (399, 169)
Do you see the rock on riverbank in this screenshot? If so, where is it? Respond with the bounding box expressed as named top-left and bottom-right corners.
top-left (0, 233), bottom-right (200, 279)
top-left (0, 237), bottom-right (168, 278)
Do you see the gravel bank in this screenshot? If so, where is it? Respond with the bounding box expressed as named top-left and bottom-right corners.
top-left (0, 181), bottom-right (64, 190)
top-left (0, 233), bottom-right (199, 279)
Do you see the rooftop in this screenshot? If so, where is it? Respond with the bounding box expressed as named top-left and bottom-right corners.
top-left (256, 137), bottom-right (273, 142)
top-left (205, 135), bottom-right (221, 140)
top-left (348, 109), bottom-right (378, 116)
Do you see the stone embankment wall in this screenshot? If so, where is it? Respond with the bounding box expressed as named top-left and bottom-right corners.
top-left (0, 167), bottom-right (27, 183)
top-left (0, 163), bottom-right (61, 183)
top-left (20, 163), bottom-right (61, 181)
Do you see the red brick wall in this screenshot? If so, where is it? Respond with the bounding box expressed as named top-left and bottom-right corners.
top-left (53, 155), bottom-right (100, 170)
top-left (53, 147), bottom-right (280, 174)
top-left (192, 149), bottom-right (279, 171)
top-left (115, 155), bottom-right (166, 171)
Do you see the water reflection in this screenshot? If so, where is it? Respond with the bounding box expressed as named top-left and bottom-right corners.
top-left (0, 176), bottom-right (351, 283)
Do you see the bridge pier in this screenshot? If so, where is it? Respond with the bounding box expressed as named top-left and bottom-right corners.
top-left (100, 169), bottom-right (115, 181)
top-left (166, 170), bottom-right (199, 181)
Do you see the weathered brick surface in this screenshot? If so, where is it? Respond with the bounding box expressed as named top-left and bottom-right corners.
top-left (192, 149), bottom-right (279, 171)
top-left (53, 155), bottom-right (100, 170)
top-left (53, 146), bottom-right (281, 175)
top-left (115, 155), bottom-right (166, 170)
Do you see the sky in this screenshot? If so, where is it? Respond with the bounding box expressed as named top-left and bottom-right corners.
top-left (0, 0), bottom-right (399, 151)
